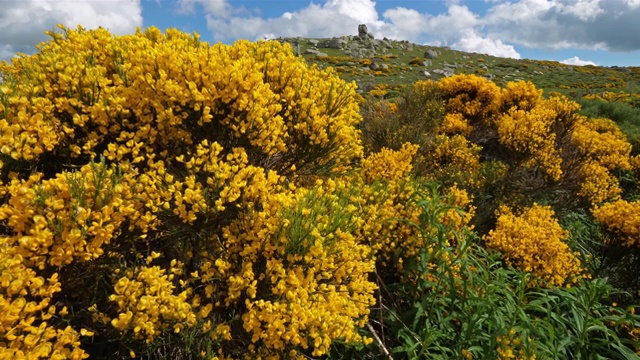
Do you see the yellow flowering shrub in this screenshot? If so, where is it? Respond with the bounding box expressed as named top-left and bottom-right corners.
top-left (361, 143), bottom-right (418, 182)
top-left (421, 134), bottom-right (485, 189)
top-left (0, 26), bottom-right (371, 358)
top-left (500, 81), bottom-right (542, 112)
top-left (437, 74), bottom-right (501, 124)
top-left (440, 112), bottom-right (473, 137)
top-left (0, 161), bottom-right (148, 269)
top-left (0, 25), bottom-right (362, 176)
top-left (495, 103), bottom-right (563, 180)
top-left (571, 118), bottom-right (632, 204)
top-left (483, 204), bottom-right (583, 287)
top-left (222, 180), bottom-right (378, 357)
top-left (592, 199), bottom-right (640, 247)
top-left (0, 248), bottom-right (89, 359)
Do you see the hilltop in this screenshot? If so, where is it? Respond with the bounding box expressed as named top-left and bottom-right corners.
top-left (276, 25), bottom-right (640, 103)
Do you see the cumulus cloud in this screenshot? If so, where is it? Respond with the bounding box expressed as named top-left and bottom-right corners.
top-left (201, 0), bottom-right (385, 42)
top-left (560, 56), bottom-right (597, 66)
top-left (177, 0), bottom-right (234, 18)
top-left (0, 0), bottom-right (143, 61)
top-left (453, 30), bottom-right (521, 58)
top-left (485, 0), bottom-right (640, 52)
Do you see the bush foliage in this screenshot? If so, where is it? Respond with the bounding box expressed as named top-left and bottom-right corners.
top-left (1, 27), bottom-right (640, 359)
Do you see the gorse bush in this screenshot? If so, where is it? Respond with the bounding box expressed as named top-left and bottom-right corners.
top-left (483, 203), bottom-right (584, 287)
top-left (2, 27), bottom-right (640, 359)
top-left (0, 25), bottom-right (372, 359)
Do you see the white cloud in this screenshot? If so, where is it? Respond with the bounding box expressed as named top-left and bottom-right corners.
top-left (323, 0), bottom-right (379, 24)
top-left (560, 56), bottom-right (597, 66)
top-left (177, 0), bottom-right (232, 18)
top-left (381, 7), bottom-right (426, 40)
top-left (556, 0), bottom-right (603, 21)
top-left (484, 0), bottom-right (640, 51)
top-left (0, 0), bottom-right (143, 60)
top-left (625, 0), bottom-right (640, 8)
top-left (452, 30), bottom-right (521, 58)
top-left (202, 0), bottom-right (385, 42)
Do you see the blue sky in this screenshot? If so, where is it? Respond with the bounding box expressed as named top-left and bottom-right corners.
top-left (2, 0), bottom-right (640, 67)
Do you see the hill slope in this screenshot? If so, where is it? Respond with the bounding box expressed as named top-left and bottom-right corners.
top-left (276, 31), bottom-right (640, 102)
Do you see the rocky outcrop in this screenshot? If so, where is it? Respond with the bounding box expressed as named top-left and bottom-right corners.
top-left (358, 24), bottom-right (374, 40)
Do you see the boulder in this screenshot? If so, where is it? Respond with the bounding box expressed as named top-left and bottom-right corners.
top-left (305, 49), bottom-right (328, 57)
top-left (424, 49), bottom-right (439, 59)
top-left (358, 24), bottom-right (368, 39)
top-left (328, 38), bottom-right (347, 49)
top-left (308, 39), bottom-right (319, 47)
top-left (378, 39), bottom-right (393, 49)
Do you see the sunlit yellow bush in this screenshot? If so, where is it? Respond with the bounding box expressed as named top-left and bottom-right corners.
top-left (361, 143), bottom-right (418, 182)
top-left (500, 81), bottom-right (542, 112)
top-left (0, 25), bottom-right (369, 358)
top-left (592, 199), bottom-right (640, 247)
top-left (494, 102), bottom-right (563, 180)
top-left (571, 117), bottom-right (632, 204)
top-left (439, 113), bottom-right (473, 137)
top-left (224, 179), bottom-right (378, 357)
top-left (0, 25), bottom-right (362, 175)
top-left (483, 204), bottom-right (583, 287)
top-left (438, 74), bottom-right (501, 124)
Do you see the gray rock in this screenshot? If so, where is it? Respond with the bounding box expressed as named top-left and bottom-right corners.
top-left (328, 38), bottom-right (347, 49)
top-left (433, 68), bottom-right (454, 77)
top-left (424, 49), bottom-right (438, 59)
top-left (422, 60), bottom-right (432, 67)
top-left (379, 39), bottom-right (393, 49)
top-left (308, 39), bottom-right (319, 46)
top-left (358, 24), bottom-right (374, 40)
top-left (423, 71), bottom-right (431, 77)
top-left (305, 49), bottom-right (328, 57)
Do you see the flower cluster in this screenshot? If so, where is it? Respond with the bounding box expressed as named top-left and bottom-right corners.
top-left (496, 328), bottom-right (536, 360)
top-left (360, 143), bottom-right (418, 182)
top-left (483, 204), bottom-right (583, 287)
top-left (495, 103), bottom-right (562, 180)
top-left (571, 118), bottom-right (632, 204)
top-left (592, 199), bottom-right (640, 247)
top-left (109, 264), bottom-right (197, 343)
top-left (438, 74), bottom-right (501, 124)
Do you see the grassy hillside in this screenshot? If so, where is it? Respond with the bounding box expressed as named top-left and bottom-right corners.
top-left (282, 35), bottom-right (640, 98)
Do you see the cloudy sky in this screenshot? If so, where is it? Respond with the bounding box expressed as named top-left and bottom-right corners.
top-left (1, 0), bottom-right (640, 66)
